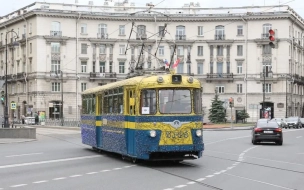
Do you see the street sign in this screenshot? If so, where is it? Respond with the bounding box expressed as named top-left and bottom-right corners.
top-left (11, 102), bottom-right (17, 109)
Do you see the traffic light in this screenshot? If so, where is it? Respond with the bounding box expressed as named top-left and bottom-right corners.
top-left (269, 29), bottom-right (276, 48)
top-left (229, 97), bottom-right (234, 108)
top-left (0, 90), bottom-right (4, 104)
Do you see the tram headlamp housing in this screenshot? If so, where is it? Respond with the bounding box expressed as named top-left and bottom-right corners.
top-left (187, 76), bottom-right (194, 83)
top-left (196, 129), bottom-right (202, 137)
top-left (157, 76), bottom-right (164, 83)
top-left (149, 130), bottom-right (157, 137)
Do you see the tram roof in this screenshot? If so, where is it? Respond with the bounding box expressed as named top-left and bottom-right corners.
top-left (82, 74), bottom-right (201, 95)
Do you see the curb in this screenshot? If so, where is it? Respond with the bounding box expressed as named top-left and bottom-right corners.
top-left (0, 139), bottom-right (37, 144)
top-left (203, 127), bottom-right (252, 131)
top-left (34, 125), bottom-right (80, 131)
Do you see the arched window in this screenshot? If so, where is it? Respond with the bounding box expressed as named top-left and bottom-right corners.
top-left (263, 24), bottom-right (272, 38)
top-left (176, 26), bottom-right (185, 40)
top-left (215, 25), bottom-right (225, 40)
top-left (137, 25), bottom-right (146, 39)
top-left (98, 24), bottom-right (107, 34)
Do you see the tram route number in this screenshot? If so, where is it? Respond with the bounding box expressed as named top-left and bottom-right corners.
top-left (165, 131), bottom-right (188, 139)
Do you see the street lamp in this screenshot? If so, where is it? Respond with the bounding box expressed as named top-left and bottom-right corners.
top-left (50, 70), bottom-right (63, 126)
top-left (3, 29), bottom-right (19, 128)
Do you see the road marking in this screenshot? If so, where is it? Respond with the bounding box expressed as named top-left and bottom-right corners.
top-left (0, 155), bottom-right (101, 169)
top-left (33, 180), bottom-right (48, 184)
top-left (220, 170), bottom-right (227, 173)
top-left (52, 177), bottom-right (66, 180)
top-left (5, 152), bottom-right (43, 158)
top-left (206, 175), bottom-right (214, 178)
top-left (175, 185), bottom-right (187, 188)
top-left (296, 136), bottom-right (302, 138)
top-left (205, 135), bottom-right (251, 145)
top-left (86, 172), bottom-right (98, 175)
top-left (224, 172), bottom-right (294, 190)
top-left (123, 165), bottom-right (136, 168)
top-left (113, 168), bottom-right (122, 170)
top-left (10, 184), bottom-right (27, 187)
top-left (196, 178), bottom-right (205, 181)
top-left (70, 175), bottom-right (82, 178)
top-left (101, 169), bottom-right (110, 172)
top-left (187, 181), bottom-right (196, 185)
top-left (214, 172), bottom-right (221, 175)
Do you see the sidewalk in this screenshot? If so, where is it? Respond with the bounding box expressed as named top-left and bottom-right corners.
top-left (203, 123), bottom-right (253, 131)
top-left (0, 138), bottom-right (36, 144)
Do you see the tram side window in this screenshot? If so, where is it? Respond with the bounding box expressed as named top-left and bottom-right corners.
top-left (140, 89), bottom-right (156, 115)
top-left (118, 94), bottom-right (123, 114)
top-left (82, 96), bottom-right (88, 114)
top-left (193, 89), bottom-right (202, 114)
top-left (103, 95), bottom-right (109, 114)
top-left (82, 95), bottom-right (95, 114)
top-left (91, 95), bottom-right (96, 114)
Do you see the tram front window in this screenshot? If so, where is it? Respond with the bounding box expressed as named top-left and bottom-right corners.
top-left (159, 89), bottom-right (191, 114)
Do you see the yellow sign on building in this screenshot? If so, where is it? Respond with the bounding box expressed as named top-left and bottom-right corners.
top-left (11, 102), bottom-right (17, 110)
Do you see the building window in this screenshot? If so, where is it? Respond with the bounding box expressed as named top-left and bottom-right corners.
top-left (263, 24), bottom-right (272, 37)
top-left (137, 25), bottom-right (146, 36)
top-left (159, 46), bottom-right (164, 56)
top-left (29, 23), bottom-right (32, 34)
top-left (159, 26), bottom-right (165, 37)
top-left (237, 62), bottom-right (243, 74)
top-left (177, 62), bottom-right (184, 74)
top-left (215, 25), bottom-right (225, 40)
top-left (197, 46), bottom-right (203, 56)
top-left (52, 82), bottom-right (61, 92)
top-left (119, 25), bottom-right (125, 35)
top-left (217, 45), bottom-right (223, 56)
top-left (237, 45), bottom-right (243, 56)
top-left (100, 45), bottom-right (106, 54)
top-left (81, 61), bottom-right (87, 73)
top-left (237, 84), bottom-right (243, 93)
top-left (227, 62), bottom-right (230, 73)
top-left (262, 45), bottom-right (271, 54)
top-left (177, 46), bottom-right (184, 56)
top-left (51, 60), bottom-right (60, 72)
top-left (227, 45), bottom-right (230, 56)
top-left (99, 62), bottom-right (105, 73)
top-left (81, 83), bottom-right (87, 92)
top-left (12, 85), bottom-right (15, 94)
top-left (210, 62), bottom-right (214, 74)
top-left (263, 83), bottom-right (272, 93)
top-left (216, 86), bottom-right (225, 93)
top-left (198, 26), bottom-right (203, 36)
top-left (81, 24), bottom-right (87, 34)
top-left (197, 63), bottom-right (203, 74)
top-left (22, 62), bottom-right (25, 72)
top-left (237, 25), bottom-right (243, 35)
top-left (81, 44), bottom-right (87, 54)
top-left (119, 45), bottom-right (125, 55)
top-left (147, 62), bottom-right (152, 68)
top-left (30, 43), bottom-right (32, 53)
top-left (109, 62), bottom-right (113, 73)
top-left (119, 62), bottom-right (125, 73)
top-left (176, 25), bottom-right (185, 39)
top-left (51, 21), bottom-right (61, 32)
top-left (51, 42), bottom-right (60, 53)
top-left (210, 45), bottom-right (213, 56)
top-left (98, 24), bottom-right (107, 34)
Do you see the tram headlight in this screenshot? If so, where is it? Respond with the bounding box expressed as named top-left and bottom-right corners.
top-left (157, 76), bottom-right (164, 83)
top-left (149, 130), bottom-right (157, 137)
top-left (187, 77), bottom-right (194, 83)
top-left (196, 129), bottom-right (202, 137)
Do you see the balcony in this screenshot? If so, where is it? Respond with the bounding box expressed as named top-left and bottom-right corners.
top-left (97, 33), bottom-right (108, 39)
top-left (89, 72), bottom-right (117, 81)
top-left (50, 31), bottom-right (62, 37)
top-left (136, 33), bottom-right (147, 40)
top-left (175, 35), bottom-right (186, 40)
top-left (206, 73), bottom-right (233, 82)
top-left (260, 72), bottom-right (273, 78)
top-left (16, 72), bottom-right (26, 80)
top-left (214, 35), bottom-right (225, 40)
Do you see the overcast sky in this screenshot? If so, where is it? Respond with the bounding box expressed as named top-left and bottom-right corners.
top-left (0, 0), bottom-right (303, 17)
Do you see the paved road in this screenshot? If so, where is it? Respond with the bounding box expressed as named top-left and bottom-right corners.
top-left (0, 128), bottom-right (303, 190)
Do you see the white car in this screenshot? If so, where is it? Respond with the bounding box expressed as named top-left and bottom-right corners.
top-left (24, 117), bottom-right (35, 125)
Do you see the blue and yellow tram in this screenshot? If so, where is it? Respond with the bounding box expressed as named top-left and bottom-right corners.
top-left (81, 73), bottom-right (204, 161)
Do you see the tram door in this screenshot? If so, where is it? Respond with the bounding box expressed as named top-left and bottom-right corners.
top-left (126, 88), bottom-right (136, 155)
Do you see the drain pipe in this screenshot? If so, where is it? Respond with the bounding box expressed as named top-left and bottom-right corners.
top-left (76, 13), bottom-right (81, 122)
top-left (21, 15), bottom-right (28, 116)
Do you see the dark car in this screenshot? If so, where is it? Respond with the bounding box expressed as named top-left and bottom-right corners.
top-left (251, 121), bottom-right (283, 145)
top-left (285, 117), bottom-right (302, 129)
top-left (300, 118), bottom-right (304, 128)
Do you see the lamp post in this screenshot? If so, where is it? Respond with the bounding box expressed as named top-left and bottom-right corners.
top-left (4, 29), bottom-right (19, 128)
top-left (50, 70), bottom-right (63, 126)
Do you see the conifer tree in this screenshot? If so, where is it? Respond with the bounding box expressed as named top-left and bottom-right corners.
top-left (208, 93), bottom-right (226, 123)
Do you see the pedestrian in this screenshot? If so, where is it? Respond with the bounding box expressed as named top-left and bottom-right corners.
top-left (21, 115), bottom-right (25, 124)
top-left (34, 112), bottom-right (39, 125)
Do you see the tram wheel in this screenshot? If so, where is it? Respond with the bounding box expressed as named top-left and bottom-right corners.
top-left (132, 158), bottom-right (137, 163)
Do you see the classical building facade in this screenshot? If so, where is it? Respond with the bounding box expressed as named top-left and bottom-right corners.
top-left (0, 1), bottom-right (304, 122)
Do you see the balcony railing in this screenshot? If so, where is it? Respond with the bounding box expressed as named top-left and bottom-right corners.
top-left (17, 72), bottom-right (26, 80)
top-left (136, 33), bottom-right (147, 40)
top-left (175, 35), bottom-right (186, 40)
top-left (50, 31), bottom-right (62, 37)
top-left (214, 35), bottom-right (225, 40)
top-left (261, 33), bottom-right (269, 38)
top-left (89, 72), bottom-right (116, 79)
top-left (260, 72), bottom-right (273, 78)
top-left (207, 73), bottom-right (233, 79)
top-left (97, 33), bottom-right (108, 39)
